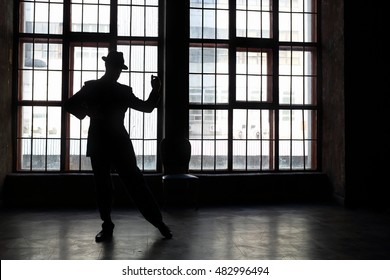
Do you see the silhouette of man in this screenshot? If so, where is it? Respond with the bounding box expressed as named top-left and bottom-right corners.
top-left (65, 50), bottom-right (172, 242)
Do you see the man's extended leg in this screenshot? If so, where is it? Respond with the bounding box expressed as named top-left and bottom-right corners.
top-left (113, 147), bottom-right (172, 239)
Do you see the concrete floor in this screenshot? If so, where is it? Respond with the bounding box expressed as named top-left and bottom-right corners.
top-left (1, 202), bottom-right (390, 260)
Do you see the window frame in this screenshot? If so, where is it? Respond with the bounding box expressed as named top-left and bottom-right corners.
top-left (13, 0), bottom-right (321, 174)
top-left (14, 0), bottom-right (164, 173)
top-left (188, 0), bottom-right (320, 173)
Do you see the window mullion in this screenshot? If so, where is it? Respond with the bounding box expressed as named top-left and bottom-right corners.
top-left (272, 0), bottom-right (279, 171)
top-left (61, 0), bottom-right (71, 171)
top-left (227, 0), bottom-right (236, 171)
top-left (110, 0), bottom-right (118, 49)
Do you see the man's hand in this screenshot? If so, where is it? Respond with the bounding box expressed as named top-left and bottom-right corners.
top-left (151, 75), bottom-right (161, 91)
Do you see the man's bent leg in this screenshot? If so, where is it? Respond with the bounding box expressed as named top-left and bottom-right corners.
top-left (90, 155), bottom-right (115, 242)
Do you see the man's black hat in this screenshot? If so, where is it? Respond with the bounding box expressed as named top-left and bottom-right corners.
top-left (102, 50), bottom-right (128, 70)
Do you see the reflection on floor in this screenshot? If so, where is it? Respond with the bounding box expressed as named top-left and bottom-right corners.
top-left (1, 203), bottom-right (390, 260)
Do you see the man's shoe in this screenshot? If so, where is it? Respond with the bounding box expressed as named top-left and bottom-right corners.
top-left (158, 223), bottom-right (173, 239)
top-left (95, 230), bottom-right (113, 242)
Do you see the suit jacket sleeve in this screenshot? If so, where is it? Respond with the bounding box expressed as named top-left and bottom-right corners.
top-left (64, 85), bottom-right (89, 120)
top-left (126, 86), bottom-right (161, 113)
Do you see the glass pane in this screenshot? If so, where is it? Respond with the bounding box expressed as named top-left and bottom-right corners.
top-left (236, 0), bottom-right (272, 38)
top-left (32, 107), bottom-right (48, 138)
top-left (118, 1), bottom-right (158, 37)
top-left (279, 49), bottom-right (303, 75)
top-left (190, 0), bottom-right (229, 40)
top-left (18, 106), bottom-right (61, 171)
top-left (145, 45), bottom-right (158, 72)
top-left (189, 110), bottom-right (228, 170)
top-left (236, 49), bottom-right (271, 102)
top-left (190, 0), bottom-right (202, 8)
top-left (236, 10), bottom-right (247, 37)
top-left (33, 71), bottom-right (48, 100)
top-left (132, 140), bottom-right (143, 168)
top-left (279, 0), bottom-right (317, 42)
top-left (189, 74), bottom-right (202, 103)
top-left (279, 109), bottom-right (316, 170)
top-left (20, 42), bottom-right (63, 101)
top-left (202, 140), bottom-right (215, 170)
top-left (216, 74), bottom-right (229, 103)
top-left (46, 138), bottom-right (61, 170)
top-left (189, 45), bottom-right (229, 105)
top-left (48, 71), bottom-right (62, 101)
top-left (98, 5), bottom-right (110, 32)
top-left (144, 140), bottom-right (157, 170)
top-left (189, 109), bottom-right (202, 139)
top-left (203, 75), bottom-right (215, 104)
top-left (19, 138), bottom-right (31, 170)
top-left (233, 109), bottom-right (273, 170)
top-left (71, 4), bottom-right (82, 32)
top-left (49, 3), bottom-right (64, 34)
top-left (32, 138), bottom-right (47, 170)
top-left (72, 46), bottom-right (107, 71)
top-left (69, 138), bottom-right (90, 171)
top-left (279, 49), bottom-right (316, 105)
top-left (83, 4), bottom-right (98, 32)
top-left (190, 8), bottom-right (202, 38)
top-left (20, 1), bottom-right (63, 34)
top-left (145, 6), bottom-right (158, 37)
top-left (34, 3), bottom-right (49, 33)
top-left (132, 6), bottom-right (145, 36)
top-left (204, 9), bottom-right (216, 39)
top-left (47, 107), bottom-right (61, 138)
top-left (131, 46), bottom-right (145, 72)
top-left (247, 11), bottom-right (261, 37)
top-left (20, 106), bottom-right (32, 138)
top-left (216, 10), bottom-right (229, 39)
top-left (71, 1), bottom-right (110, 33)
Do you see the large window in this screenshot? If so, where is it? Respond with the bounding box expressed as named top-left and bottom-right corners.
top-left (16, 0), bottom-right (160, 172)
top-left (189, 0), bottom-right (318, 171)
top-left (15, 0), bottom-right (319, 173)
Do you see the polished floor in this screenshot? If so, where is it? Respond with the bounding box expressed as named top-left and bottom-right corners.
top-left (1, 202), bottom-right (390, 260)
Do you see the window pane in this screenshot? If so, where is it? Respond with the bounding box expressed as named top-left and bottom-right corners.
top-left (118, 1), bottom-right (159, 37)
top-left (236, 49), bottom-right (272, 102)
top-left (279, 0), bottom-right (317, 42)
top-left (279, 109), bottom-right (316, 170)
top-left (236, 0), bottom-right (272, 38)
top-left (189, 110), bottom-right (228, 170)
top-left (20, 42), bottom-right (63, 101)
top-left (233, 109), bottom-right (274, 170)
top-left (18, 106), bottom-right (61, 171)
top-left (279, 48), bottom-right (317, 105)
top-left (189, 45), bottom-right (229, 105)
top-left (20, 1), bottom-right (63, 34)
top-left (71, 1), bottom-right (110, 33)
top-left (190, 0), bottom-right (229, 39)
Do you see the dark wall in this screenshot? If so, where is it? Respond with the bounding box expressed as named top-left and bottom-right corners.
top-left (321, 0), bottom-right (345, 202)
top-left (3, 173), bottom-right (331, 208)
top-left (344, 2), bottom-right (389, 209)
top-left (0, 0), bottom-right (13, 202)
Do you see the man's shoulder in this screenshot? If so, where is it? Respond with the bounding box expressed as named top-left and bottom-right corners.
top-left (115, 82), bottom-right (133, 93)
top-left (116, 82), bottom-right (131, 89)
top-left (84, 80), bottom-right (100, 87)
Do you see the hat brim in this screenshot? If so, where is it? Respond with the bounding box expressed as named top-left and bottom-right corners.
top-left (102, 56), bottom-right (128, 70)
